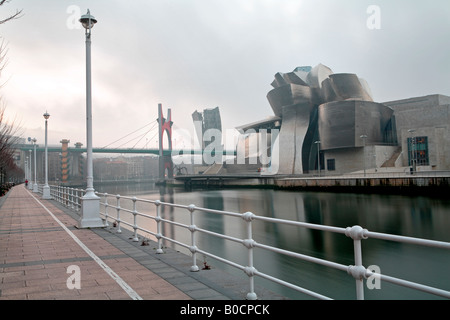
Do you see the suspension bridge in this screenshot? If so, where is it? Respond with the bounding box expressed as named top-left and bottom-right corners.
top-left (17, 104), bottom-right (235, 185)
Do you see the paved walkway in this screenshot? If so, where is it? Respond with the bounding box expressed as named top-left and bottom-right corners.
top-left (0, 185), bottom-right (285, 300)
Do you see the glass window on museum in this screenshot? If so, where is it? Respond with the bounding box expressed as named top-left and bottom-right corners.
top-left (407, 136), bottom-right (429, 166)
top-left (327, 159), bottom-right (336, 171)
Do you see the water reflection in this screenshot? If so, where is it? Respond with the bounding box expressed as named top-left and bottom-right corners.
top-left (95, 183), bottom-right (450, 300)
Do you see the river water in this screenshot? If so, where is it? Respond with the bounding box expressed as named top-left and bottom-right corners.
top-left (95, 182), bottom-right (450, 300)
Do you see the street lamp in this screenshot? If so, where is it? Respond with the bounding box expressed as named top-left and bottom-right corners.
top-left (32, 138), bottom-right (38, 192)
top-left (42, 112), bottom-right (51, 199)
top-left (78, 9), bottom-right (103, 228)
top-left (360, 135), bottom-right (368, 177)
top-left (25, 157), bottom-right (28, 186)
top-left (28, 149), bottom-right (32, 189)
top-left (408, 129), bottom-right (416, 173)
top-left (314, 141), bottom-right (321, 177)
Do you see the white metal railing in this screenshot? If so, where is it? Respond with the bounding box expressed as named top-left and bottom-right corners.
top-left (45, 185), bottom-right (450, 300)
top-left (49, 185), bottom-right (84, 211)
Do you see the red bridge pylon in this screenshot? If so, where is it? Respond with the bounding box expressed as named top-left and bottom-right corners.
top-left (157, 103), bottom-right (173, 180)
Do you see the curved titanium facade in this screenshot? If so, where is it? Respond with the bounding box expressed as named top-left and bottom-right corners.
top-left (236, 63), bottom-right (397, 174)
top-left (318, 101), bottom-right (394, 150)
top-left (263, 63), bottom-right (385, 174)
top-left (321, 73), bottom-right (373, 103)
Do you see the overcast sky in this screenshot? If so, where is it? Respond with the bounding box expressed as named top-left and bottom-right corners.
top-left (1, 0), bottom-right (449, 150)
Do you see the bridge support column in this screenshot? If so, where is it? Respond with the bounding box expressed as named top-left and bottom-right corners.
top-left (157, 103), bottom-right (174, 181)
top-left (60, 139), bottom-right (70, 185)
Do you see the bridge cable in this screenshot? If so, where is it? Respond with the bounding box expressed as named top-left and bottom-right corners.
top-left (115, 123), bottom-right (158, 149)
top-left (131, 126), bottom-right (159, 149)
top-left (101, 121), bottom-right (157, 149)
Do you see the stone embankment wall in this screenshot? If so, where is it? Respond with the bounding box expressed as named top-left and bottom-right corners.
top-left (275, 177), bottom-right (450, 195)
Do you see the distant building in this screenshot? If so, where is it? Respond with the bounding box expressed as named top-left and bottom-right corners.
top-left (384, 95), bottom-right (450, 171)
top-left (93, 156), bottom-right (159, 181)
top-left (192, 107), bottom-right (222, 164)
top-left (15, 139), bottom-right (160, 184)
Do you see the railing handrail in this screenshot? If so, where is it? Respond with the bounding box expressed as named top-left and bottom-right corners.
top-left (45, 185), bottom-right (450, 300)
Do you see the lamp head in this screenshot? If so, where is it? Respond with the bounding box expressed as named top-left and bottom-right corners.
top-left (43, 111), bottom-right (50, 120)
top-left (79, 9), bottom-right (97, 30)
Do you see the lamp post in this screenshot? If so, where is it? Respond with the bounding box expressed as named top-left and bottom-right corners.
top-left (408, 129), bottom-right (416, 173)
top-left (28, 149), bottom-right (32, 189)
top-left (360, 135), bottom-right (368, 177)
top-left (25, 158), bottom-right (28, 186)
top-left (315, 141), bottom-right (321, 177)
top-left (78, 9), bottom-right (103, 228)
top-left (42, 112), bottom-right (52, 199)
top-left (32, 138), bottom-right (38, 192)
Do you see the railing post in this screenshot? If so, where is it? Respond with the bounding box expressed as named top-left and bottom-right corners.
top-left (346, 225), bottom-right (369, 300)
top-left (70, 188), bottom-right (74, 209)
top-left (116, 194), bottom-right (122, 233)
top-left (76, 188), bottom-right (81, 211)
top-left (74, 188), bottom-right (78, 210)
top-left (188, 204), bottom-right (199, 272)
top-left (353, 238), bottom-right (364, 300)
top-left (72, 188), bottom-right (76, 209)
top-left (103, 193), bottom-right (109, 226)
top-left (132, 197), bottom-right (139, 242)
top-left (154, 200), bottom-right (164, 254)
top-left (242, 211), bottom-right (257, 300)
top-left (63, 187), bottom-right (67, 206)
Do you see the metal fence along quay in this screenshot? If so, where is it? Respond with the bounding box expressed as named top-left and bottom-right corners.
top-left (44, 185), bottom-right (450, 300)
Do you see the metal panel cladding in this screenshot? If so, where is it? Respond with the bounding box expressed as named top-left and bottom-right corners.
top-left (319, 101), bottom-right (393, 150)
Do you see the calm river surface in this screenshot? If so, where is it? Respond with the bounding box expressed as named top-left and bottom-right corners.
top-left (95, 182), bottom-right (450, 300)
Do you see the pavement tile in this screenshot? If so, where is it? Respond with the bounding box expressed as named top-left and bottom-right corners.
top-left (1, 185), bottom-right (284, 301)
top-left (0, 186), bottom-right (191, 300)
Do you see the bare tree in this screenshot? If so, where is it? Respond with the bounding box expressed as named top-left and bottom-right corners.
top-left (0, 39), bottom-right (9, 88)
top-left (0, 0), bottom-right (23, 25)
top-left (0, 101), bottom-right (23, 189)
top-left (0, 0), bottom-right (23, 191)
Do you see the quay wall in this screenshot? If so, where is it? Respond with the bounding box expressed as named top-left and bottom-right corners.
top-left (173, 175), bottom-right (450, 196)
top-left (276, 176), bottom-right (450, 188)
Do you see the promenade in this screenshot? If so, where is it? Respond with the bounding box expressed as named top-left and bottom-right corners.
top-left (0, 185), bottom-right (283, 300)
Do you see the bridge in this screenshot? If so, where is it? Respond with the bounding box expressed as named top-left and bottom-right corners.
top-left (17, 103), bottom-right (235, 185)
top-left (17, 145), bottom-right (231, 156)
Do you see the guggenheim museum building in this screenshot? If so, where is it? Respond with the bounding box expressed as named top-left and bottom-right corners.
top-left (236, 64), bottom-right (450, 175)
